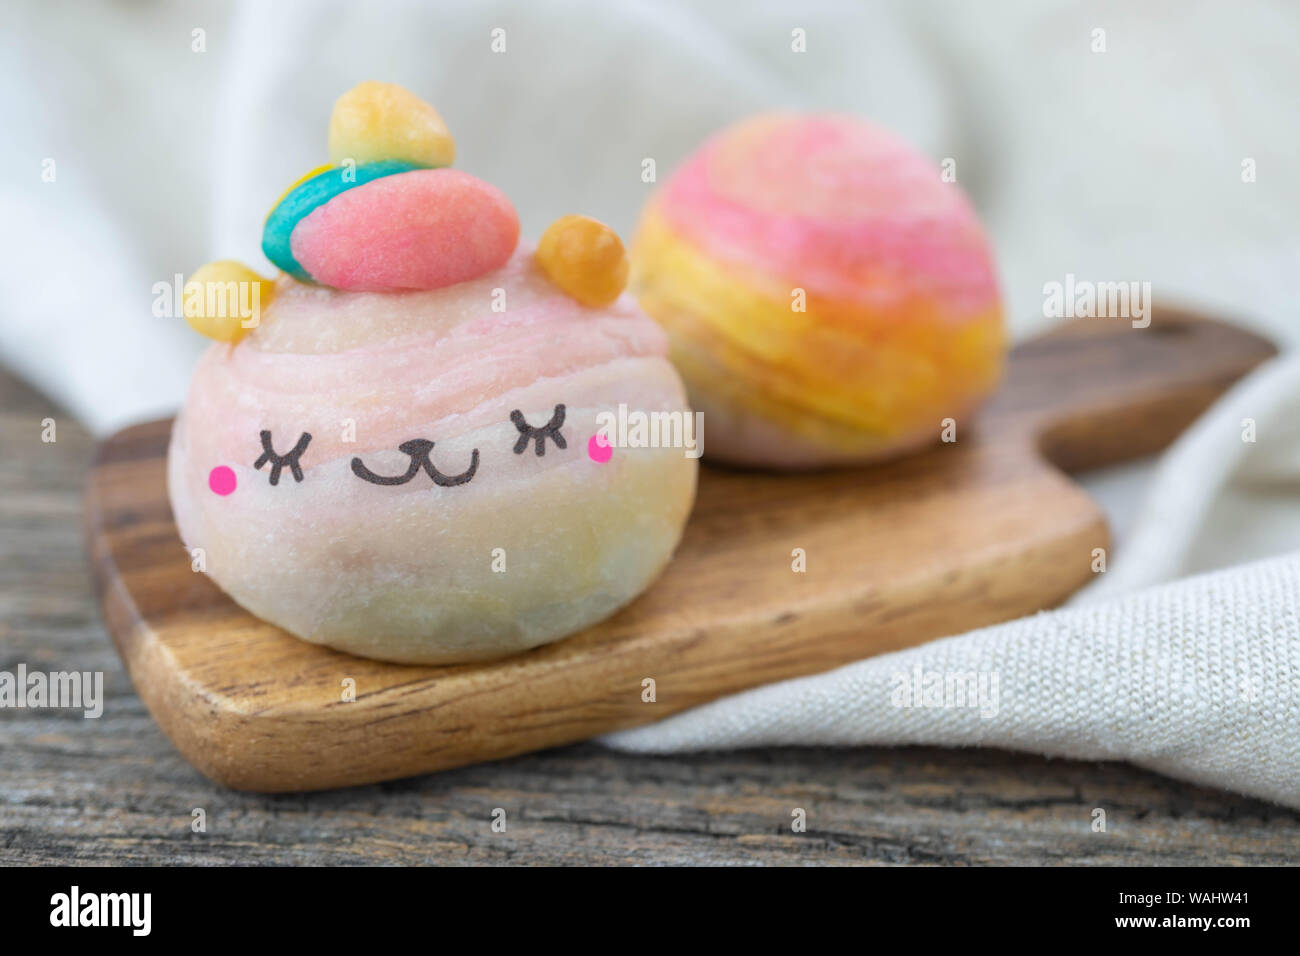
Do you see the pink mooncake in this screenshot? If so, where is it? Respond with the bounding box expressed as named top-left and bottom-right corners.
top-left (170, 84), bottom-right (696, 664)
top-left (631, 113), bottom-right (1006, 469)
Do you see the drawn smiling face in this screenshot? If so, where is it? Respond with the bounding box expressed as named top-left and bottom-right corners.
top-left (249, 403), bottom-right (573, 495)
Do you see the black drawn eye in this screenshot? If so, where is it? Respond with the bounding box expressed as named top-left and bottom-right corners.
top-left (351, 438), bottom-right (479, 487)
top-left (254, 430), bottom-right (312, 485)
top-left (511, 404), bottom-right (567, 457)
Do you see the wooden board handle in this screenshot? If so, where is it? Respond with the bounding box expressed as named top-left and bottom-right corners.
top-left (986, 306), bottom-right (1277, 472)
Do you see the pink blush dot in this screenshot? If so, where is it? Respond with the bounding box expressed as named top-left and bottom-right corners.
top-left (587, 434), bottom-right (613, 464)
top-left (208, 466), bottom-right (237, 496)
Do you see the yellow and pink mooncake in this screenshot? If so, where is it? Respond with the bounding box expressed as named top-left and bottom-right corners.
top-left (631, 113), bottom-right (1006, 469)
top-left (169, 83), bottom-right (696, 664)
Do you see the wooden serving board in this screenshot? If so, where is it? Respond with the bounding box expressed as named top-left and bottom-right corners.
top-left (85, 308), bottom-right (1274, 792)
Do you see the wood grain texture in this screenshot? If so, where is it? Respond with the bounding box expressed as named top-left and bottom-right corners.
top-left (83, 309), bottom-right (1275, 792)
top-left (3, 359), bottom-right (1299, 863)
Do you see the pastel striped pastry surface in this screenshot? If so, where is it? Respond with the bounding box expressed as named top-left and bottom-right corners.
top-left (632, 113), bottom-right (1005, 468)
top-left (169, 250), bottom-right (696, 664)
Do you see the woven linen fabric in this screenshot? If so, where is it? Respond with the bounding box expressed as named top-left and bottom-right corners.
top-left (606, 551), bottom-right (1300, 807)
top-left (606, 355), bottom-right (1300, 808)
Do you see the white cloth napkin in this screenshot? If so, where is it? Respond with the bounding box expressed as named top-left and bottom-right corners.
top-left (608, 551), bottom-right (1300, 808)
top-left (607, 356), bottom-right (1300, 808)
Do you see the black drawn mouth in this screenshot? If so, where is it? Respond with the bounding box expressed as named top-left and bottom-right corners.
top-left (351, 438), bottom-right (479, 487)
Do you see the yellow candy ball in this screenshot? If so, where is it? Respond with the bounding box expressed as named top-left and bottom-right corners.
top-left (328, 81), bottom-right (455, 168)
top-left (536, 215), bottom-right (630, 308)
top-left (183, 261), bottom-right (276, 344)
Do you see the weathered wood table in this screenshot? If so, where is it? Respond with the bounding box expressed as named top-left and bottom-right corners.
top-left (2, 368), bottom-right (1296, 865)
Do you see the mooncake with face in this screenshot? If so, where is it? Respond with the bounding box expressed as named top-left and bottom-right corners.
top-left (169, 83), bottom-right (697, 664)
